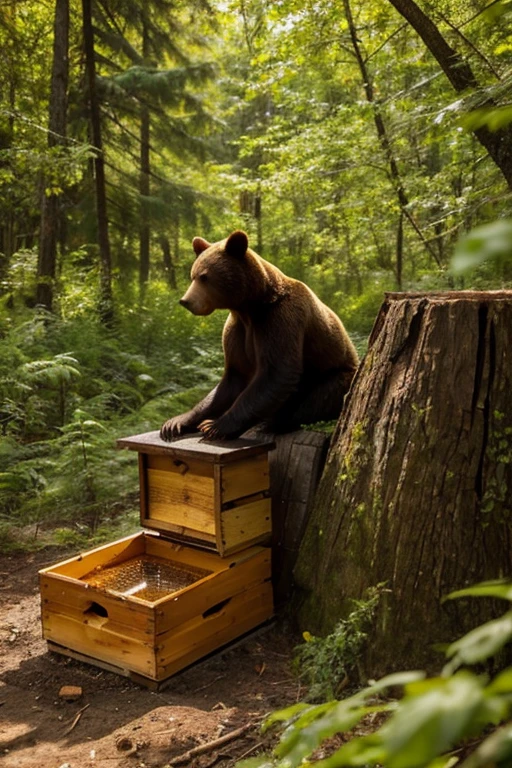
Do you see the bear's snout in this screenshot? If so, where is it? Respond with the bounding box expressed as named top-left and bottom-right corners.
top-left (179, 287), bottom-right (214, 316)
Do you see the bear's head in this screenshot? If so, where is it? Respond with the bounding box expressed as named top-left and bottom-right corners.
top-left (179, 230), bottom-right (269, 315)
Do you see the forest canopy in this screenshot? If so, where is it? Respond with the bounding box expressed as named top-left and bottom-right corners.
top-left (1, 0), bottom-right (511, 545)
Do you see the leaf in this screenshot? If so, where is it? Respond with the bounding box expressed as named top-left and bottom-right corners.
top-left (376, 672), bottom-right (486, 768)
top-left (313, 733), bottom-right (386, 767)
top-left (458, 723), bottom-right (512, 768)
top-left (275, 701), bottom-right (379, 766)
top-left (451, 220), bottom-right (512, 274)
top-left (444, 612), bottom-right (512, 672)
top-left (445, 580), bottom-right (512, 602)
top-left (485, 666), bottom-right (512, 694)
top-left (460, 106), bottom-right (512, 133)
top-left (263, 702), bottom-right (313, 730)
top-left (425, 758), bottom-right (459, 768)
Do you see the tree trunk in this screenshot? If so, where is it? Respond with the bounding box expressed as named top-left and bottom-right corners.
top-left (36, 0), bottom-right (69, 311)
top-left (139, 104), bottom-right (150, 292)
top-left (294, 291), bottom-right (512, 676)
top-left (82, 0), bottom-right (114, 324)
top-left (139, 8), bottom-right (151, 294)
top-left (387, 0), bottom-right (512, 189)
top-left (160, 235), bottom-right (177, 288)
top-left (343, 0), bottom-right (441, 270)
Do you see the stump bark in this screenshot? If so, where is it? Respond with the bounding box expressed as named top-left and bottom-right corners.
top-left (269, 430), bottom-right (330, 603)
top-left (294, 291), bottom-right (512, 675)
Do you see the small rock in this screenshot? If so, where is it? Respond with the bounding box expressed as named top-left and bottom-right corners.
top-left (59, 685), bottom-right (83, 702)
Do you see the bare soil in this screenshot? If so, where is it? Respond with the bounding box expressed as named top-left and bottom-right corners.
top-left (0, 548), bottom-right (299, 768)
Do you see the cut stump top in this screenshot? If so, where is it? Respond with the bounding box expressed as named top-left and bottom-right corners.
top-left (384, 290), bottom-right (512, 301)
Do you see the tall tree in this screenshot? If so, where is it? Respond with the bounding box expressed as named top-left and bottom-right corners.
top-left (36, 0), bottom-right (69, 311)
top-left (92, 0), bottom-right (215, 293)
top-left (387, 0), bottom-right (512, 189)
top-left (342, 0), bottom-right (441, 288)
top-left (138, 2), bottom-right (151, 293)
top-left (82, 0), bottom-right (113, 323)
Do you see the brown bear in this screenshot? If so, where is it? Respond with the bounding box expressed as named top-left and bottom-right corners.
top-left (160, 230), bottom-right (359, 441)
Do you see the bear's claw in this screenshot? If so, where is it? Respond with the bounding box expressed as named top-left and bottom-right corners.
top-left (160, 414), bottom-right (194, 441)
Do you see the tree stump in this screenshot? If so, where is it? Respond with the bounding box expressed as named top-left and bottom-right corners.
top-left (294, 291), bottom-right (512, 675)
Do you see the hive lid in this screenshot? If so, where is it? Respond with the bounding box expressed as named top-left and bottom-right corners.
top-left (116, 431), bottom-right (275, 463)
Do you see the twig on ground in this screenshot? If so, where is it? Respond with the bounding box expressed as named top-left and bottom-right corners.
top-left (237, 740), bottom-right (265, 761)
top-left (193, 674), bottom-right (225, 694)
top-left (167, 723), bottom-right (253, 766)
top-left (61, 703), bottom-right (90, 737)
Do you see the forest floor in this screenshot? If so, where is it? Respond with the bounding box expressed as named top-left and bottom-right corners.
top-left (0, 547), bottom-right (300, 768)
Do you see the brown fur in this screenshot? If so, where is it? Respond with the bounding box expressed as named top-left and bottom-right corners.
top-left (160, 230), bottom-right (359, 440)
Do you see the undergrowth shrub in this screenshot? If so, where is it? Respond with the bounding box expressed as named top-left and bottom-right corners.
top-left (295, 586), bottom-right (383, 701)
top-left (0, 287), bottom-right (224, 547)
top-left (239, 581), bottom-right (512, 768)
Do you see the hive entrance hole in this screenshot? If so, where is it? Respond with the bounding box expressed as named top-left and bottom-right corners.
top-left (202, 598), bottom-right (231, 619)
top-left (84, 602), bottom-right (109, 619)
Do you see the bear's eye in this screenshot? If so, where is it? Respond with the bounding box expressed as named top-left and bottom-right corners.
top-left (198, 273), bottom-right (208, 283)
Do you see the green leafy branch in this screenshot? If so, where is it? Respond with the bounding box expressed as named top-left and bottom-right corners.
top-left (241, 581), bottom-right (512, 768)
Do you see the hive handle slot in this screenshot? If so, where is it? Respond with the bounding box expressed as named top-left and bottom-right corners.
top-left (83, 601), bottom-right (109, 627)
top-left (202, 598), bottom-right (231, 619)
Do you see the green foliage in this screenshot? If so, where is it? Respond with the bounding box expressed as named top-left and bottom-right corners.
top-left (0, 286), bottom-right (223, 546)
top-left (241, 581), bottom-right (512, 768)
top-left (295, 586), bottom-right (384, 701)
top-left (451, 220), bottom-right (512, 275)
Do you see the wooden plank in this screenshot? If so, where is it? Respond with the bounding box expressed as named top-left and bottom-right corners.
top-left (47, 641), bottom-right (138, 679)
top-left (42, 610), bottom-right (157, 678)
top-left (142, 517), bottom-right (217, 545)
top-left (144, 535), bottom-right (226, 572)
top-left (117, 432), bottom-right (275, 463)
top-left (268, 430), bottom-right (330, 603)
top-left (38, 533), bottom-right (146, 580)
top-left (40, 580), bottom-right (155, 640)
top-left (146, 468), bottom-right (215, 533)
top-left (156, 581), bottom-right (274, 671)
top-left (144, 537), bottom-right (269, 576)
top-left (213, 463), bottom-right (223, 551)
top-left (147, 453), bottom-right (214, 479)
top-left (154, 547), bottom-right (271, 633)
top-left (139, 453), bottom-right (148, 527)
top-left (42, 601), bottom-right (154, 645)
top-left (221, 454), bottom-right (270, 503)
top-left (220, 498), bottom-right (272, 554)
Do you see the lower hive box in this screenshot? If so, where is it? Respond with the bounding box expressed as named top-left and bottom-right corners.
top-left (40, 532), bottom-right (273, 687)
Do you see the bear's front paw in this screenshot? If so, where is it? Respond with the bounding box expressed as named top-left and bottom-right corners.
top-left (198, 419), bottom-right (240, 441)
top-left (160, 413), bottom-right (195, 441)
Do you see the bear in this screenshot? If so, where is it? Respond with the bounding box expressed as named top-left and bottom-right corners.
top-left (160, 230), bottom-right (359, 441)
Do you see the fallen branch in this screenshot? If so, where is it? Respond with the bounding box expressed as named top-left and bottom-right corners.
top-left (167, 723), bottom-right (253, 766)
top-left (61, 703), bottom-right (90, 737)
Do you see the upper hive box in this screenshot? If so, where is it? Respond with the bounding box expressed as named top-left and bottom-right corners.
top-left (117, 431), bottom-right (275, 556)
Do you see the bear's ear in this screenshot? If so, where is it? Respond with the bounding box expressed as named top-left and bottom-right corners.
top-left (225, 230), bottom-right (248, 258)
top-left (192, 237), bottom-right (210, 257)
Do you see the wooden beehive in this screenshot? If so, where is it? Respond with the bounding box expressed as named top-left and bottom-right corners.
top-left (40, 433), bottom-right (275, 687)
top-left (117, 431), bottom-right (274, 556)
top-left (40, 533), bottom-right (272, 687)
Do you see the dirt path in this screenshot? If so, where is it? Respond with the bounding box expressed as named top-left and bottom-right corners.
top-left (0, 549), bottom-right (298, 768)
